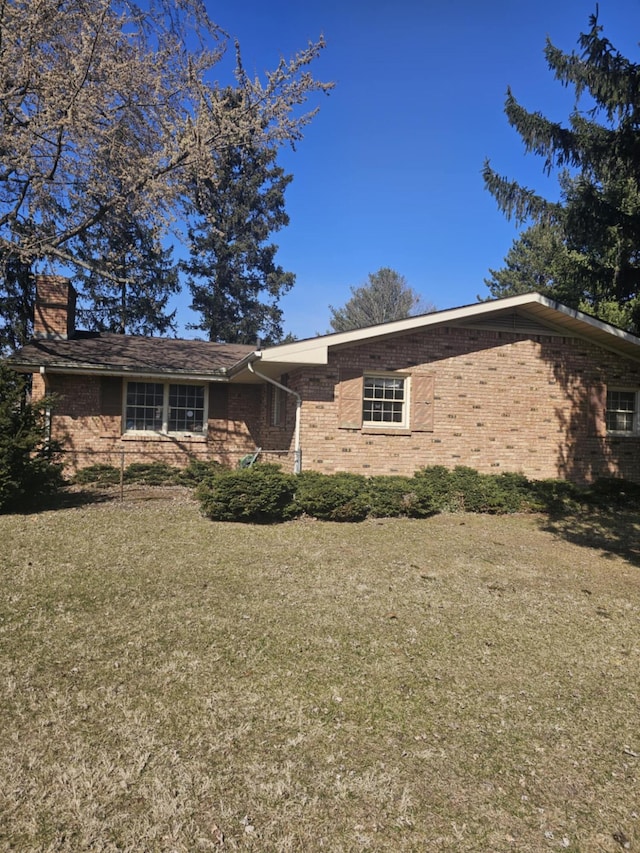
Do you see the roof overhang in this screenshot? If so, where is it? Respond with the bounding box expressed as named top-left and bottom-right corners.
top-left (255, 292), bottom-right (640, 368)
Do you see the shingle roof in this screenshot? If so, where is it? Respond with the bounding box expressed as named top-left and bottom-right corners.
top-left (7, 331), bottom-right (255, 378)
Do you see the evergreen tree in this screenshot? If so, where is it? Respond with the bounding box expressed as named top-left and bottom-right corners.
top-left (483, 12), bottom-right (640, 331)
top-left (329, 268), bottom-right (434, 332)
top-left (0, 365), bottom-right (63, 512)
top-left (73, 208), bottom-right (179, 336)
top-left (183, 94), bottom-right (295, 344)
top-left (484, 222), bottom-right (583, 301)
top-left (0, 254), bottom-right (34, 353)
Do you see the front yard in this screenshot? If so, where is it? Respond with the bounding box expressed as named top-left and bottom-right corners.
top-left (1, 489), bottom-right (639, 851)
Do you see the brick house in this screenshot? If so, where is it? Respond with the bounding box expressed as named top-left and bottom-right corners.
top-left (7, 275), bottom-right (640, 483)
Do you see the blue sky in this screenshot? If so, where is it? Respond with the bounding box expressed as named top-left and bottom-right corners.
top-left (174, 0), bottom-right (640, 339)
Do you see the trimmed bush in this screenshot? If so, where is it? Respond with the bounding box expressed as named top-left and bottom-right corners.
top-left (367, 475), bottom-right (436, 518)
top-left (196, 464), bottom-right (296, 523)
top-left (73, 464), bottom-right (120, 485)
top-left (123, 462), bottom-right (181, 485)
top-left (176, 459), bottom-right (223, 486)
top-left (587, 477), bottom-right (640, 509)
top-left (293, 471), bottom-right (369, 521)
top-left (411, 465), bottom-right (457, 512)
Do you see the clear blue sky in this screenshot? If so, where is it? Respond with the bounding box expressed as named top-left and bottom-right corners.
top-left (174, 0), bottom-right (640, 339)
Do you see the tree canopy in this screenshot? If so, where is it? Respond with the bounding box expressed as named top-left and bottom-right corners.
top-left (328, 268), bottom-right (434, 332)
top-left (0, 0), bottom-right (332, 344)
top-left (182, 91), bottom-right (295, 345)
top-left (483, 12), bottom-right (640, 331)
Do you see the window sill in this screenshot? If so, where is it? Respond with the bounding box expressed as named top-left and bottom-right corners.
top-left (122, 431), bottom-right (207, 442)
top-left (362, 426), bottom-right (411, 436)
top-left (606, 431), bottom-right (639, 438)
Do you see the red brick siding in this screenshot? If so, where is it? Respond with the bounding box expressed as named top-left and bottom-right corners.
top-left (34, 276), bottom-right (76, 339)
top-left (296, 326), bottom-right (640, 483)
top-left (33, 324), bottom-right (640, 483)
top-left (45, 376), bottom-right (262, 473)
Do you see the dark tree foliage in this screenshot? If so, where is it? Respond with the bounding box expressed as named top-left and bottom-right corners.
top-left (0, 365), bottom-right (63, 512)
top-left (483, 222), bottom-right (584, 302)
top-left (329, 268), bottom-right (434, 332)
top-left (483, 12), bottom-right (640, 331)
top-left (0, 255), bottom-right (34, 354)
top-left (72, 209), bottom-right (179, 336)
top-left (183, 96), bottom-right (295, 345)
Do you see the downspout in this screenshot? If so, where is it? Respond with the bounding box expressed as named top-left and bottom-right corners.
top-left (40, 365), bottom-right (52, 449)
top-left (247, 359), bottom-right (303, 474)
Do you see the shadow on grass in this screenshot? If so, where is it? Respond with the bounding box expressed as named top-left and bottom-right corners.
top-left (539, 508), bottom-right (640, 567)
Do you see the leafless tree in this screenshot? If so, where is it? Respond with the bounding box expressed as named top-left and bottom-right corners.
top-left (0, 0), bottom-right (332, 279)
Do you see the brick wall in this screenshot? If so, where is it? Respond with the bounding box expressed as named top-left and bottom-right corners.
top-left (31, 324), bottom-right (640, 483)
top-left (294, 325), bottom-right (640, 484)
top-left (42, 375), bottom-right (262, 473)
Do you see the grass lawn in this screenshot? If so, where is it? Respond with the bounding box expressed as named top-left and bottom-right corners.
top-left (1, 487), bottom-right (639, 851)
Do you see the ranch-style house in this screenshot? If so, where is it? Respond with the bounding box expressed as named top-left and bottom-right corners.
top-left (7, 275), bottom-right (640, 483)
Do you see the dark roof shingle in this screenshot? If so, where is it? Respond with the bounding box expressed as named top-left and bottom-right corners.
top-left (7, 332), bottom-right (255, 377)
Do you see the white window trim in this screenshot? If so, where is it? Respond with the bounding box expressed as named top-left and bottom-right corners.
top-left (123, 380), bottom-right (209, 437)
top-left (362, 372), bottom-right (410, 429)
top-left (606, 388), bottom-right (639, 435)
top-left (270, 384), bottom-right (286, 427)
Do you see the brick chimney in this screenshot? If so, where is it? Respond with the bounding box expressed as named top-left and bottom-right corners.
top-left (34, 275), bottom-right (77, 339)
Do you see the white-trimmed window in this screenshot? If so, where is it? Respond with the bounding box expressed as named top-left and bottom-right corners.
top-left (125, 381), bottom-right (207, 434)
top-left (362, 375), bottom-right (407, 426)
top-left (606, 389), bottom-right (638, 434)
top-left (270, 384), bottom-right (286, 427)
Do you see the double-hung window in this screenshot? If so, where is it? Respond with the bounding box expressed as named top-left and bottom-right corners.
top-left (125, 381), bottom-right (207, 434)
top-left (606, 389), bottom-right (638, 434)
top-left (362, 375), bottom-right (407, 426)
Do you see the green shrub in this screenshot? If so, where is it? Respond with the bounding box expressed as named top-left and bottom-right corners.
top-left (176, 458), bottom-right (224, 486)
top-left (0, 366), bottom-right (63, 512)
top-left (494, 472), bottom-right (534, 511)
top-left (123, 461), bottom-right (181, 485)
top-left (367, 475), bottom-right (436, 518)
top-left (529, 478), bottom-right (587, 514)
top-left (411, 465), bottom-right (456, 511)
top-left (196, 464), bottom-right (296, 523)
top-left (73, 463), bottom-right (120, 485)
top-left (587, 477), bottom-right (640, 510)
top-left (293, 471), bottom-right (369, 521)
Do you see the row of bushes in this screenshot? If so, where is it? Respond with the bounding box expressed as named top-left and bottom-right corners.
top-left (72, 460), bottom-right (222, 487)
top-left (72, 460), bottom-right (640, 523)
top-left (195, 464), bottom-right (640, 523)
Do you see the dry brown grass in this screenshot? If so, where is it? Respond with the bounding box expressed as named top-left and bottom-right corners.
top-left (1, 487), bottom-right (639, 851)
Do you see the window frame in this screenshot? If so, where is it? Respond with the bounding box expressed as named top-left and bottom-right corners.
top-left (605, 388), bottom-right (639, 435)
top-left (362, 373), bottom-right (409, 429)
top-left (269, 384), bottom-right (287, 427)
top-left (124, 380), bottom-right (209, 436)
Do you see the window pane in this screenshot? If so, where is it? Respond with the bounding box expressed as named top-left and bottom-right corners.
top-left (363, 376), bottom-right (405, 424)
top-left (125, 382), bottom-right (163, 431)
top-left (606, 390), bottom-right (636, 433)
top-left (168, 384), bottom-right (205, 432)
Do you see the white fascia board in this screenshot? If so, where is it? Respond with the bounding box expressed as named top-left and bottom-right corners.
top-left (258, 293), bottom-right (547, 364)
top-left (258, 292), bottom-right (640, 367)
